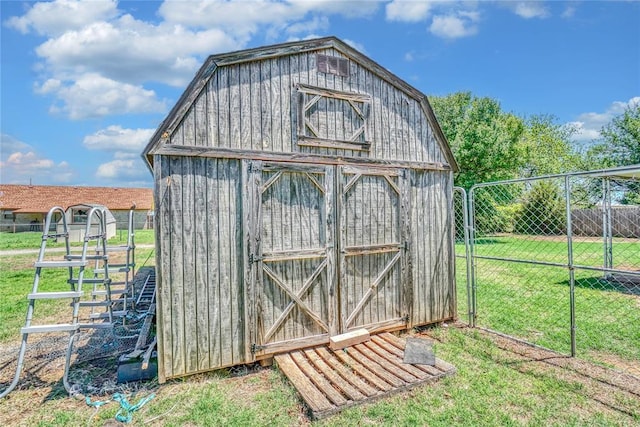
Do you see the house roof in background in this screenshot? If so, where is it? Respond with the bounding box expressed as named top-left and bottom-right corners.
top-left (0, 185), bottom-right (153, 214)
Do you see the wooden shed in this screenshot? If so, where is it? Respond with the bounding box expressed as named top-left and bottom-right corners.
top-left (57, 203), bottom-right (117, 242)
top-left (142, 37), bottom-right (459, 382)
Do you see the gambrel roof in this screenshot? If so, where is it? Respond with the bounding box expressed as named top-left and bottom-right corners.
top-left (142, 36), bottom-right (458, 172)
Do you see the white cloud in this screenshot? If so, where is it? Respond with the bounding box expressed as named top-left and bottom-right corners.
top-left (430, 13), bottom-right (479, 39)
top-left (569, 97), bottom-right (640, 143)
top-left (35, 73), bottom-right (166, 119)
top-left (34, 17), bottom-right (237, 87)
top-left (5, 0), bottom-right (383, 120)
top-left (385, 0), bottom-right (434, 22)
top-left (5, 151), bottom-right (54, 170)
top-left (562, 4), bottom-right (577, 19)
top-left (0, 134), bottom-right (75, 184)
top-left (83, 126), bottom-right (155, 184)
top-left (83, 125), bottom-right (155, 152)
top-left (0, 133), bottom-right (31, 154)
top-left (96, 159), bottom-right (149, 180)
top-left (158, 0), bottom-right (379, 30)
top-left (286, 15), bottom-right (330, 35)
top-left (114, 151), bottom-right (139, 160)
top-left (511, 2), bottom-right (550, 19)
top-left (5, 0), bottom-right (119, 36)
top-left (343, 38), bottom-right (367, 54)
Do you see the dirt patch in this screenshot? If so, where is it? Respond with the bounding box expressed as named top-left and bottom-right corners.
top-left (587, 351), bottom-right (640, 378)
top-left (419, 324), bottom-right (640, 420)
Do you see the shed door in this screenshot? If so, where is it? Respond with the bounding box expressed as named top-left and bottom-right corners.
top-left (248, 161), bottom-right (337, 356)
top-left (338, 166), bottom-right (410, 332)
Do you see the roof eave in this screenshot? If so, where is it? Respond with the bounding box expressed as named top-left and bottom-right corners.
top-left (142, 57), bottom-right (220, 169)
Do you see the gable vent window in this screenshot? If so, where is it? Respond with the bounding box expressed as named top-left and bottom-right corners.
top-left (297, 83), bottom-right (371, 151)
top-left (72, 209), bottom-right (88, 224)
top-left (317, 54), bottom-right (349, 77)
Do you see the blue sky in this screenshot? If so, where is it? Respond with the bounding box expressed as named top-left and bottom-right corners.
top-left (1, 0), bottom-right (638, 188)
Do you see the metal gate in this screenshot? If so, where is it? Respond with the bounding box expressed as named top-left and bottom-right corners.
top-left (456, 166), bottom-right (640, 379)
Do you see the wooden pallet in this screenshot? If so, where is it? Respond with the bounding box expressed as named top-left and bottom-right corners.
top-left (274, 332), bottom-right (456, 419)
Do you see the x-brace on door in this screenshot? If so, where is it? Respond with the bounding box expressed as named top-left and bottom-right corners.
top-left (245, 161), bottom-right (337, 357)
top-left (338, 166), bottom-right (411, 333)
top-left (244, 161), bottom-right (410, 358)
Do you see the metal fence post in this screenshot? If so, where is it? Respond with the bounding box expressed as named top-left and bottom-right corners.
top-left (468, 187), bottom-right (477, 327)
top-left (602, 177), bottom-right (613, 272)
top-left (454, 187), bottom-right (473, 326)
top-left (565, 175), bottom-right (576, 357)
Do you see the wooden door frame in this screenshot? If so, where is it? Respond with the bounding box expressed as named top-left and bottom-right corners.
top-left (243, 161), bottom-right (413, 359)
top-left (243, 160), bottom-right (337, 358)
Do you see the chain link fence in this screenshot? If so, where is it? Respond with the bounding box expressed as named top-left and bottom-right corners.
top-left (454, 166), bottom-right (640, 379)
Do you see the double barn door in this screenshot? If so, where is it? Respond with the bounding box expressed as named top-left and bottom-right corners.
top-left (244, 161), bottom-right (410, 356)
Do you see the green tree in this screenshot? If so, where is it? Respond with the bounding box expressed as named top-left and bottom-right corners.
top-left (599, 102), bottom-right (640, 166)
top-left (515, 181), bottom-right (566, 235)
top-left (519, 114), bottom-right (580, 177)
top-left (586, 103), bottom-right (640, 205)
top-left (430, 92), bottom-right (525, 189)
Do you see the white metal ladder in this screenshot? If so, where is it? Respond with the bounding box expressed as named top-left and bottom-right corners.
top-left (0, 206), bottom-right (114, 398)
top-left (89, 206), bottom-right (136, 320)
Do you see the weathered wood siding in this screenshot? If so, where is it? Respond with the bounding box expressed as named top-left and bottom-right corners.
top-left (152, 41), bottom-right (458, 381)
top-left (169, 47), bottom-right (447, 166)
top-left (155, 155), bottom-right (246, 381)
top-left (409, 170), bottom-right (456, 326)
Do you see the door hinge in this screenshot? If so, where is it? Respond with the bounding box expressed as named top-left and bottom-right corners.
top-left (249, 254), bottom-right (262, 263)
top-left (251, 343), bottom-right (266, 353)
top-left (402, 314), bottom-right (410, 323)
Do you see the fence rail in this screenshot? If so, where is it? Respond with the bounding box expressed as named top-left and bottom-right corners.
top-left (0, 219), bottom-right (151, 234)
top-left (454, 166), bottom-right (640, 379)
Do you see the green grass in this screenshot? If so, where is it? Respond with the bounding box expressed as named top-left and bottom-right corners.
top-left (2, 327), bottom-right (638, 426)
top-left (0, 230), bottom-right (155, 250)
top-left (455, 234), bottom-right (640, 370)
top-left (0, 248), bottom-right (156, 343)
top-left (1, 233), bottom-right (638, 425)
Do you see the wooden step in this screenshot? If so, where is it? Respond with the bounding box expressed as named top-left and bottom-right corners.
top-left (28, 291), bottom-right (83, 300)
top-left (34, 260), bottom-right (86, 268)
